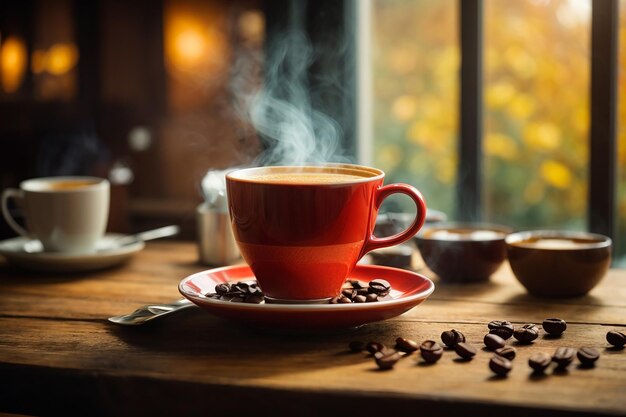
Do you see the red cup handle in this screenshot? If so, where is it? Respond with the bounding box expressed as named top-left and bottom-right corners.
top-left (360, 183), bottom-right (427, 257)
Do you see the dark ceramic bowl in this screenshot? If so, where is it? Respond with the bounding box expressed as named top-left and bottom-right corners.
top-left (505, 231), bottom-right (611, 297)
top-left (415, 223), bottom-right (511, 283)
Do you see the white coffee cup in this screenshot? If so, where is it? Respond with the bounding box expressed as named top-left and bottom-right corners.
top-left (1, 177), bottom-right (110, 253)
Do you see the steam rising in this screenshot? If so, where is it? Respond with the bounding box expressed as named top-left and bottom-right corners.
top-left (231, 25), bottom-right (350, 166)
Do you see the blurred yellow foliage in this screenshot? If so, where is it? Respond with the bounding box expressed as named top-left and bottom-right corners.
top-left (540, 160), bottom-right (572, 189)
top-left (485, 133), bottom-right (519, 160)
top-left (377, 144), bottom-right (403, 170)
top-left (486, 81), bottom-right (516, 108)
top-left (506, 94), bottom-right (535, 120)
top-left (523, 122), bottom-right (561, 151)
top-left (504, 45), bottom-right (536, 79)
top-left (524, 180), bottom-right (545, 204)
top-left (392, 95), bottom-right (418, 121)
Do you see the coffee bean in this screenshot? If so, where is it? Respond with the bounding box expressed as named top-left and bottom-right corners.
top-left (357, 288), bottom-right (370, 296)
top-left (484, 334), bottom-right (506, 351)
top-left (365, 293), bottom-right (378, 302)
top-left (331, 281), bottom-right (388, 304)
top-left (495, 346), bottom-right (517, 360)
top-left (454, 342), bottom-right (477, 360)
top-left (210, 281), bottom-right (265, 303)
top-left (606, 330), bottom-right (626, 347)
top-left (395, 337), bottom-right (419, 353)
top-left (348, 341), bottom-right (366, 352)
top-left (366, 341), bottom-right (386, 355)
top-left (342, 288), bottom-right (356, 299)
top-left (577, 347), bottom-right (600, 367)
top-left (528, 352), bottom-right (552, 373)
top-left (245, 292), bottom-right (264, 304)
top-left (369, 279), bottom-right (391, 296)
top-left (488, 320), bottom-right (514, 340)
top-left (345, 279), bottom-right (363, 289)
top-left (552, 347), bottom-right (576, 369)
top-left (419, 340), bottom-right (444, 363)
top-left (374, 351), bottom-right (401, 370)
top-left (441, 329), bottom-right (466, 347)
top-left (542, 318), bottom-right (567, 336)
top-left (489, 355), bottom-right (512, 376)
top-left (514, 324), bottom-right (539, 344)
top-left (353, 295), bottom-right (367, 303)
top-left (215, 283), bottom-right (230, 295)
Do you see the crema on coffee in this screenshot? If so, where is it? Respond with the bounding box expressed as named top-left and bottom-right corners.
top-left (242, 172), bottom-right (369, 184)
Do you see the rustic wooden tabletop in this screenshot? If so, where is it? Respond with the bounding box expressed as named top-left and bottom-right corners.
top-left (0, 241), bottom-right (624, 417)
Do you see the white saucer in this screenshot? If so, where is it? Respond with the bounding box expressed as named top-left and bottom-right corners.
top-left (0, 234), bottom-right (144, 272)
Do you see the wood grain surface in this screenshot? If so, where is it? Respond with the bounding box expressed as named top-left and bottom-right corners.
top-left (0, 242), bottom-right (624, 417)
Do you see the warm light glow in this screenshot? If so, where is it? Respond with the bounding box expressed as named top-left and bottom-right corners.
top-left (31, 49), bottom-right (47, 74)
top-left (46, 43), bottom-right (79, 75)
top-left (1, 36), bottom-right (27, 93)
top-left (175, 29), bottom-right (206, 63)
top-left (238, 10), bottom-right (265, 43)
top-left (164, 12), bottom-right (227, 72)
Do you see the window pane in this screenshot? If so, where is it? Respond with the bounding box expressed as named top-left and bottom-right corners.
top-left (617, 0), bottom-right (626, 264)
top-left (483, 0), bottom-right (590, 230)
top-left (370, 0), bottom-right (458, 216)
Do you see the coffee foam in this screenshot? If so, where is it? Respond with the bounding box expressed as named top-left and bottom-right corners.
top-left (229, 165), bottom-right (380, 184)
top-left (246, 172), bottom-right (368, 184)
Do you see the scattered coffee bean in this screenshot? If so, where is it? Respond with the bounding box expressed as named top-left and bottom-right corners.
top-left (342, 288), bottom-right (356, 299)
top-left (354, 295), bottom-right (367, 303)
top-left (395, 337), bottom-right (419, 353)
top-left (454, 342), bottom-right (477, 360)
top-left (420, 340), bottom-right (444, 363)
top-left (206, 281), bottom-right (265, 303)
top-left (484, 333), bottom-right (506, 351)
top-left (345, 279), bottom-right (363, 289)
top-left (330, 295), bottom-right (353, 304)
top-left (552, 347), bottom-right (576, 369)
top-left (489, 355), bottom-right (513, 376)
top-left (495, 346), bottom-right (517, 360)
top-left (542, 318), bottom-right (567, 336)
top-left (514, 324), bottom-right (539, 344)
top-left (528, 352), bottom-right (552, 373)
top-left (488, 320), bottom-right (514, 340)
top-left (374, 350), bottom-right (402, 370)
top-left (365, 293), bottom-right (379, 302)
top-left (214, 283), bottom-right (230, 295)
top-left (577, 347), bottom-right (600, 367)
top-left (606, 330), bottom-right (626, 347)
top-left (330, 279), bottom-right (392, 304)
top-left (366, 341), bottom-right (386, 355)
top-left (245, 292), bottom-right (264, 304)
top-left (441, 329), bottom-right (466, 347)
top-left (348, 341), bottom-right (366, 352)
top-left (369, 278), bottom-right (391, 297)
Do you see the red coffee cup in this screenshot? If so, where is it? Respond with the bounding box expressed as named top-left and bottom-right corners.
top-left (226, 164), bottom-right (427, 302)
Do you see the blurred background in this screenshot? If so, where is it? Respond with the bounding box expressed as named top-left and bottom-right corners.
top-left (1, 0), bottom-right (625, 260)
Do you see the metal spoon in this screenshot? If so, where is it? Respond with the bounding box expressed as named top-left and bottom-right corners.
top-left (23, 225), bottom-right (181, 253)
top-left (108, 298), bottom-right (196, 325)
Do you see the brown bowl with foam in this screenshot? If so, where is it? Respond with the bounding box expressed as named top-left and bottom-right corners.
top-left (415, 223), bottom-right (512, 283)
top-left (505, 230), bottom-right (612, 297)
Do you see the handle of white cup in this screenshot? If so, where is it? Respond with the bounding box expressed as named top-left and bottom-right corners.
top-left (360, 183), bottom-right (427, 257)
top-left (1, 188), bottom-right (30, 237)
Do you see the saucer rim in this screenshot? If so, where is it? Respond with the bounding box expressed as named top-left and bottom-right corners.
top-left (178, 264), bottom-right (435, 312)
top-left (0, 233), bottom-right (145, 261)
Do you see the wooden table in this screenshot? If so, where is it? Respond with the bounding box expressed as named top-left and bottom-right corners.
top-left (0, 241), bottom-right (624, 416)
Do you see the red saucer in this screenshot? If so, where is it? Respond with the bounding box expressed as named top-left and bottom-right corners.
top-left (178, 264), bottom-right (435, 329)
